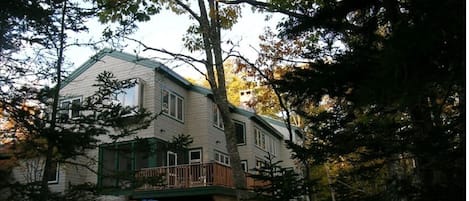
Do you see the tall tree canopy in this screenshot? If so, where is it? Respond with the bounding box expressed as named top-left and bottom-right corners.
top-left (239, 0), bottom-right (465, 200)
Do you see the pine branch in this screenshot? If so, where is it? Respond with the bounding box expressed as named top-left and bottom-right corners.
top-left (217, 0), bottom-right (309, 19)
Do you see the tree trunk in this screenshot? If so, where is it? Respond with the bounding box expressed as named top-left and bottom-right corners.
top-left (39, 1), bottom-right (67, 200)
top-left (196, 0), bottom-right (247, 200)
top-left (410, 102), bottom-right (438, 200)
top-left (324, 164), bottom-right (336, 201)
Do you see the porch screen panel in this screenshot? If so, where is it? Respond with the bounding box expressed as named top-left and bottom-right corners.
top-left (135, 140), bottom-right (151, 169)
top-left (101, 146), bottom-right (117, 187)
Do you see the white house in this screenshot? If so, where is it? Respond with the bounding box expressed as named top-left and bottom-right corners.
top-left (12, 49), bottom-right (303, 201)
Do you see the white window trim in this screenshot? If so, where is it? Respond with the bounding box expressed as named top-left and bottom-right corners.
top-left (47, 162), bottom-right (60, 184)
top-left (234, 120), bottom-right (246, 145)
top-left (254, 127), bottom-right (266, 151)
top-left (189, 149), bottom-right (202, 164)
top-left (212, 104), bottom-right (224, 130)
top-left (167, 151), bottom-right (178, 167)
top-left (241, 160), bottom-right (248, 172)
top-left (162, 89), bottom-right (184, 122)
top-left (255, 127), bottom-right (280, 156)
top-left (60, 97), bottom-right (82, 119)
top-left (255, 158), bottom-right (266, 170)
top-left (112, 78), bottom-right (143, 115)
top-left (268, 137), bottom-right (279, 156)
top-left (214, 150), bottom-right (230, 166)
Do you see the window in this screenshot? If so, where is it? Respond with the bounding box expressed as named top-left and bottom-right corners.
top-left (212, 104), bottom-right (224, 129)
top-left (59, 97), bottom-right (81, 120)
top-left (162, 89), bottom-right (184, 121)
top-left (189, 149), bottom-right (202, 164)
top-left (47, 162), bottom-right (59, 184)
top-left (254, 128), bottom-right (266, 150)
top-left (240, 160), bottom-right (248, 172)
top-left (214, 151), bottom-right (229, 166)
top-left (234, 121), bottom-right (245, 145)
top-left (113, 78), bottom-right (142, 108)
top-left (268, 137), bottom-right (279, 156)
top-left (255, 128), bottom-right (279, 155)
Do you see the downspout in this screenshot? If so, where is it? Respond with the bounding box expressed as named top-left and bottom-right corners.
top-left (154, 68), bottom-right (158, 138)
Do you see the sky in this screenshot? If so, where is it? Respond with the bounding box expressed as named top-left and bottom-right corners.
top-left (65, 6), bottom-right (284, 79)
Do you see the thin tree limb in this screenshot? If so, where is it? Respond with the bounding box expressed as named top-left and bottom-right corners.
top-left (217, 0), bottom-right (309, 19)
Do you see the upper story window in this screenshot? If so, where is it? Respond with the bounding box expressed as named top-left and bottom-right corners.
top-left (234, 120), bottom-right (246, 145)
top-left (212, 104), bottom-right (224, 129)
top-left (254, 127), bottom-right (266, 150)
top-left (113, 78), bottom-right (142, 108)
top-left (254, 127), bottom-right (280, 156)
top-left (162, 89), bottom-right (184, 122)
top-left (268, 137), bottom-right (279, 156)
top-left (59, 97), bottom-right (81, 120)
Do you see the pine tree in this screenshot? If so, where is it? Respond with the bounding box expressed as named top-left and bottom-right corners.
top-left (250, 154), bottom-right (305, 201)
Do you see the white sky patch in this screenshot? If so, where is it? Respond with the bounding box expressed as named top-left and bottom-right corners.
top-left (65, 7), bottom-right (283, 79)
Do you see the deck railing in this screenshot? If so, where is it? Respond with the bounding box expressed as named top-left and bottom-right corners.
top-left (135, 162), bottom-right (263, 191)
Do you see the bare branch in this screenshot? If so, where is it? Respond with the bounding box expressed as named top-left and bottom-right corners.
top-left (59, 159), bottom-right (98, 175)
top-left (225, 52), bottom-right (296, 141)
top-left (125, 37), bottom-right (207, 65)
top-left (248, 44), bottom-right (312, 64)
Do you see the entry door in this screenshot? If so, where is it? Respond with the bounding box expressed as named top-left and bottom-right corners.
top-left (167, 151), bottom-right (177, 186)
top-left (167, 151), bottom-right (177, 166)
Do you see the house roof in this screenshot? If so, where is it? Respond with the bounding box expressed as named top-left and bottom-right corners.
top-left (62, 48), bottom-right (288, 140)
top-left (61, 48), bottom-right (191, 89)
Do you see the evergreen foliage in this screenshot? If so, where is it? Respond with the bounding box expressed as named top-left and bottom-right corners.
top-left (260, 0), bottom-right (465, 200)
top-left (249, 154), bottom-right (305, 201)
top-left (0, 71), bottom-right (157, 200)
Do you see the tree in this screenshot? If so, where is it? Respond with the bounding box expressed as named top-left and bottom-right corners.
top-left (187, 59), bottom-right (281, 118)
top-left (1, 71), bottom-right (156, 201)
top-left (249, 154), bottom-right (305, 201)
top-left (95, 1), bottom-right (250, 199)
top-left (0, 1), bottom-right (146, 200)
top-left (237, 0), bottom-right (464, 201)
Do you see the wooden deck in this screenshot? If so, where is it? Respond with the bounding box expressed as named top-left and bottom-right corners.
top-left (135, 163), bottom-right (262, 191)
